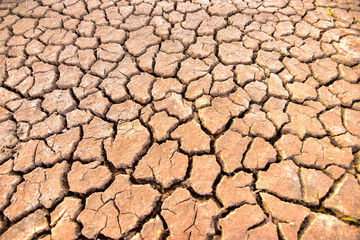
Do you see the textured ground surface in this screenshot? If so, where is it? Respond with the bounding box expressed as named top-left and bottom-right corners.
top-left (0, 0), bottom-right (360, 239)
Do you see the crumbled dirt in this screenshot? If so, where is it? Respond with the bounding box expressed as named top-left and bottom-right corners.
top-left (0, 0), bottom-right (360, 239)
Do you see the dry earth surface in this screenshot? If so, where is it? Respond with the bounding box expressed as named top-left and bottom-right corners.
top-left (0, 0), bottom-right (360, 239)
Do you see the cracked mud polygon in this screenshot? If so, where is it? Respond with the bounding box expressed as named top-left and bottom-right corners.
top-left (0, 0), bottom-right (360, 239)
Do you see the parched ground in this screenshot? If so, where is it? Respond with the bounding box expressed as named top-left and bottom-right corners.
top-left (0, 0), bottom-right (360, 239)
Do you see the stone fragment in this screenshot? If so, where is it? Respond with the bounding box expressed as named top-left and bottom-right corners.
top-left (38, 45), bottom-right (62, 64)
top-left (177, 2), bottom-right (201, 13)
top-left (121, 15), bottom-right (150, 31)
top-left (181, 10), bottom-right (210, 30)
top-left (219, 204), bottom-right (266, 240)
top-left (38, 127), bottom-right (79, 164)
top-left (51, 218), bottom-right (80, 240)
top-left (317, 86), bottom-right (341, 108)
top-left (243, 137), bottom-right (277, 170)
top-left (295, 20), bottom-right (321, 39)
top-left (5, 66), bottom-right (31, 89)
top-left (171, 119), bottom-right (211, 154)
top-left (40, 29), bottom-right (77, 45)
top-left (12, 18), bottom-right (37, 35)
top-left (150, 15), bottom-right (171, 39)
top-left (208, 2), bottom-right (237, 16)
top-left (0, 209), bottom-right (49, 240)
top-left (188, 155), bottom-right (220, 195)
top-left (216, 26), bottom-right (241, 43)
top-left (257, 160), bottom-right (302, 200)
top-left (76, 21), bottom-right (94, 37)
top-left (333, 132), bottom-right (360, 149)
top-left (133, 141), bottom-right (188, 188)
top-left (195, 95), bottom-right (212, 109)
top-left (161, 188), bottom-right (219, 240)
top-left (229, 13), bottom-right (252, 30)
top-left (218, 42), bottom-right (253, 65)
top-left (104, 120), bottom-right (150, 168)
top-left (4, 161), bottom-right (69, 221)
top-left (246, 222), bottom-right (278, 240)
top-left (63, 1), bottom-right (87, 19)
top-left (211, 63), bottom-right (233, 81)
top-left (274, 21), bottom-right (294, 38)
top-left (263, 97), bottom-right (289, 129)
top-left (324, 165), bottom-right (346, 180)
top-left (83, 9), bottom-right (107, 25)
top-left (13, 140), bottom-right (38, 172)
